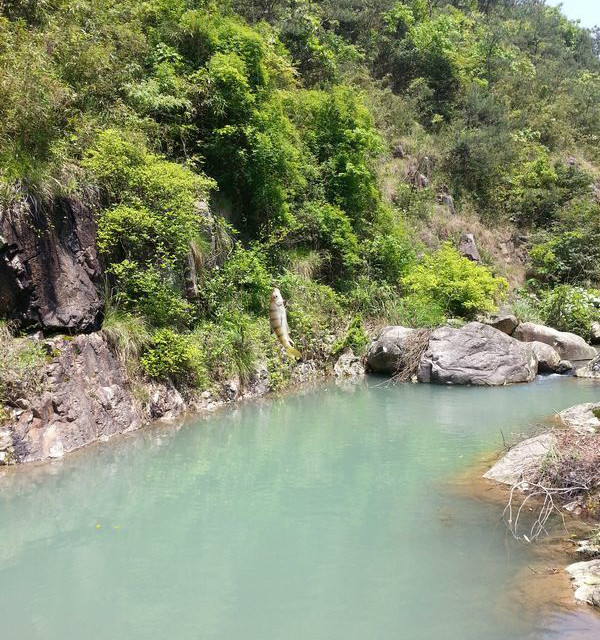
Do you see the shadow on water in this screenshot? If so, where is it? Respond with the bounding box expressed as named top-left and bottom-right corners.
top-left (0, 375), bottom-right (599, 639)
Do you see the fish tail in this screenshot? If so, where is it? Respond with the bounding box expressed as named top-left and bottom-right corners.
top-left (285, 345), bottom-right (301, 359)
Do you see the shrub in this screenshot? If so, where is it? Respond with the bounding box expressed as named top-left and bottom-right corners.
top-left (140, 328), bottom-right (203, 383)
top-left (331, 316), bottom-right (369, 356)
top-left (111, 261), bottom-right (193, 327)
top-left (539, 285), bottom-right (600, 340)
top-left (402, 243), bottom-right (508, 318)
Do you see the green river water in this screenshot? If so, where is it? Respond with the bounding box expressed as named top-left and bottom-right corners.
top-left (1, 375), bottom-right (600, 639)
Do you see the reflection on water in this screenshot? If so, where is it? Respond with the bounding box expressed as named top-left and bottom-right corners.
top-left (0, 376), bottom-right (599, 640)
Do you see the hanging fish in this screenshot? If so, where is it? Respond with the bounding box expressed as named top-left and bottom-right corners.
top-left (269, 288), bottom-right (301, 359)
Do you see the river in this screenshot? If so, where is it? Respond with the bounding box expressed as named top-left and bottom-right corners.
top-left (0, 375), bottom-right (599, 639)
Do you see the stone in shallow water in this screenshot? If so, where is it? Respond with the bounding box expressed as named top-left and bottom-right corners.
top-left (576, 355), bottom-right (600, 380)
top-left (366, 326), bottom-right (414, 374)
top-left (558, 403), bottom-right (600, 434)
top-left (483, 433), bottom-right (556, 485)
top-left (417, 322), bottom-right (537, 385)
top-left (566, 560), bottom-right (600, 608)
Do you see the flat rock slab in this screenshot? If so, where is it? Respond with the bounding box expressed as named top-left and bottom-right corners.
top-left (558, 403), bottom-right (600, 434)
top-left (513, 322), bottom-right (597, 362)
top-left (483, 433), bottom-right (556, 485)
top-left (566, 560), bottom-right (600, 608)
top-left (417, 322), bottom-right (537, 385)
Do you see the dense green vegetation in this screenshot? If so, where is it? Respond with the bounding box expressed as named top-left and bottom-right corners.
top-left (1, 0), bottom-right (599, 387)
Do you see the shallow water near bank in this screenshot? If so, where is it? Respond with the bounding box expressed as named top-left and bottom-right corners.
top-left (1, 376), bottom-right (600, 640)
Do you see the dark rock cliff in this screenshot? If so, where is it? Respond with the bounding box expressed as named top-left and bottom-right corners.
top-left (0, 196), bottom-right (103, 333)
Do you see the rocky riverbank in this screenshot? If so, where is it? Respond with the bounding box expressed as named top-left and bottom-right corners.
top-left (484, 398), bottom-right (600, 610)
top-left (0, 328), bottom-right (367, 465)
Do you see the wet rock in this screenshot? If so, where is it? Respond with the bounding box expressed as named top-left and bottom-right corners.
top-left (575, 354), bottom-right (600, 379)
top-left (3, 333), bottom-right (142, 464)
top-left (417, 322), bottom-right (537, 386)
top-left (530, 341), bottom-right (563, 373)
top-left (367, 326), bottom-right (415, 374)
top-left (486, 314), bottom-right (520, 336)
top-left (458, 233), bottom-right (481, 262)
top-left (576, 539), bottom-right (600, 558)
top-left (0, 197), bottom-right (103, 332)
top-left (147, 382), bottom-right (186, 421)
top-left (566, 560), bottom-right (600, 608)
top-left (558, 403), bottom-right (600, 434)
top-left (334, 350), bottom-right (365, 378)
top-left (512, 322), bottom-right (597, 362)
top-left (484, 433), bottom-right (557, 485)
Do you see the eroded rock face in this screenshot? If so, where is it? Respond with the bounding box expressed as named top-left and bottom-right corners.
top-left (417, 322), bottom-right (537, 385)
top-left (366, 326), bottom-right (414, 374)
top-left (576, 355), bottom-right (600, 379)
top-left (566, 560), bottom-right (600, 608)
top-left (483, 433), bottom-right (556, 485)
top-left (0, 197), bottom-right (103, 332)
top-left (1, 333), bottom-right (143, 464)
top-left (558, 403), bottom-right (600, 434)
top-left (512, 322), bottom-right (597, 362)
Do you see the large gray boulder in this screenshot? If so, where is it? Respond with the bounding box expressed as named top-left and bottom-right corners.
top-left (417, 322), bottom-right (538, 385)
top-left (0, 197), bottom-right (103, 332)
top-left (566, 560), bottom-right (600, 608)
top-left (512, 322), bottom-right (597, 362)
top-left (483, 433), bottom-right (556, 485)
top-left (367, 326), bottom-right (414, 374)
top-left (575, 354), bottom-right (600, 379)
top-left (0, 333), bottom-right (143, 464)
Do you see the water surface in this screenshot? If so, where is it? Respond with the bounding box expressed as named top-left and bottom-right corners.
top-left (1, 376), bottom-right (600, 640)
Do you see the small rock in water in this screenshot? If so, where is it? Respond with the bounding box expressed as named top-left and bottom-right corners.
top-left (566, 560), bottom-right (600, 608)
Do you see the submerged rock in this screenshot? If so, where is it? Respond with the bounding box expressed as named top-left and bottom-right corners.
top-left (366, 326), bottom-right (414, 374)
top-left (483, 433), bottom-right (556, 485)
top-left (417, 322), bottom-right (537, 386)
top-left (558, 403), bottom-right (600, 434)
top-left (566, 560), bottom-right (600, 608)
top-left (512, 322), bottom-right (597, 362)
top-left (576, 354), bottom-right (600, 379)
top-left (0, 333), bottom-right (143, 464)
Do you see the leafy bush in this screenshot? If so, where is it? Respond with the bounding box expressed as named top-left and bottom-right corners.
top-left (140, 328), bottom-right (203, 383)
top-left (331, 316), bottom-right (369, 356)
top-left (402, 243), bottom-right (508, 318)
top-left (539, 285), bottom-right (600, 340)
top-left (101, 306), bottom-right (150, 371)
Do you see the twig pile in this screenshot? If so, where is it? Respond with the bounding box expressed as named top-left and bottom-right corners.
top-left (391, 328), bottom-right (431, 383)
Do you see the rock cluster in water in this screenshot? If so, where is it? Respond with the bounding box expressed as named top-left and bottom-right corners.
top-left (366, 317), bottom-right (596, 385)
